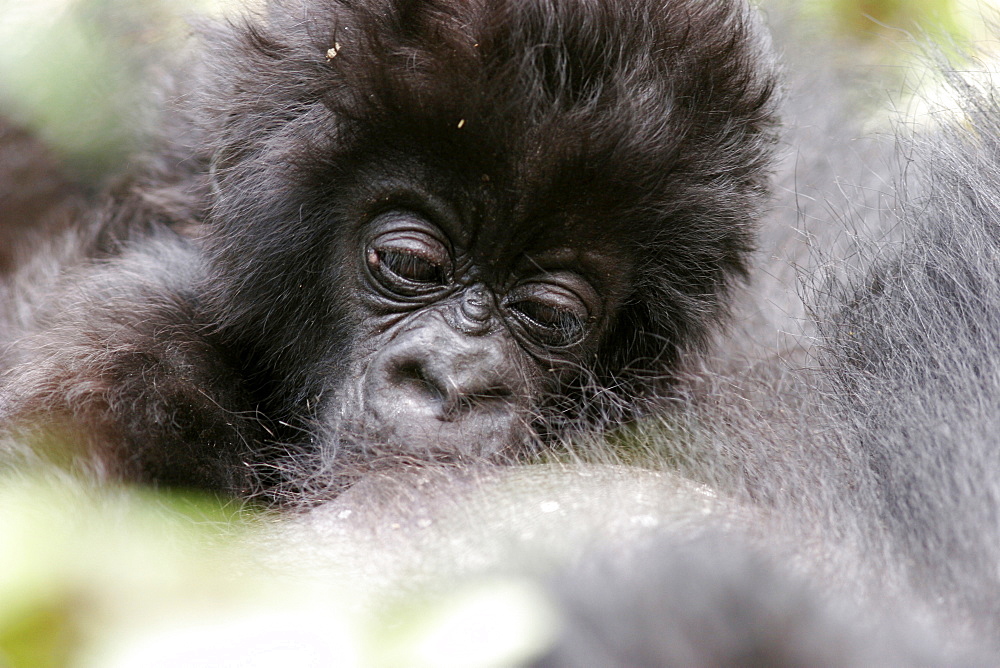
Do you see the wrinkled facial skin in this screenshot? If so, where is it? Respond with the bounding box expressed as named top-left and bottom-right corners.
top-left (327, 206), bottom-right (625, 460)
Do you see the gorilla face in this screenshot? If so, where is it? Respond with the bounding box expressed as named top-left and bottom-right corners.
top-left (332, 201), bottom-right (628, 458)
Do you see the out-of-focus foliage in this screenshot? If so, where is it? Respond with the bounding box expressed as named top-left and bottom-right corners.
top-left (802, 0), bottom-right (963, 41)
top-left (0, 0), bottom-right (249, 176)
top-left (0, 476), bottom-right (271, 667)
top-left (0, 474), bottom-right (558, 667)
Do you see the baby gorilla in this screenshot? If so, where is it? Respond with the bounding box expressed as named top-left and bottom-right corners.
top-left (0, 0), bottom-right (776, 496)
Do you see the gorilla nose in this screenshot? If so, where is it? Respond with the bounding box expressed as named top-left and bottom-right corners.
top-left (391, 356), bottom-right (514, 417)
top-left (362, 326), bottom-right (528, 455)
top-left (381, 328), bottom-right (517, 418)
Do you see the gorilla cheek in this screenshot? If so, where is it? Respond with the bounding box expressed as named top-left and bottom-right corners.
top-left (354, 319), bottom-right (536, 458)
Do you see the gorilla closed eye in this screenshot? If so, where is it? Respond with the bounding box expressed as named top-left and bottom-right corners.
top-left (509, 299), bottom-right (586, 346)
top-left (506, 281), bottom-right (592, 347)
top-left (365, 226), bottom-right (452, 294)
top-left (369, 248), bottom-right (446, 285)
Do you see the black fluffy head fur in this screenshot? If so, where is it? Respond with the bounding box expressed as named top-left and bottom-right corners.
top-left (172, 0), bottom-right (778, 421)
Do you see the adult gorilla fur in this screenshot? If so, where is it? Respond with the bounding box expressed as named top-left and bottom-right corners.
top-left (4, 0), bottom-right (1000, 664)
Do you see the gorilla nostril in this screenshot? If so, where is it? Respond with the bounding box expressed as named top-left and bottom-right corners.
top-left (391, 360), bottom-right (446, 403)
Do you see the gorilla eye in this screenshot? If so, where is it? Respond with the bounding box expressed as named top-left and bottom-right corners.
top-left (506, 280), bottom-right (593, 348)
top-left (365, 227), bottom-right (452, 295)
top-left (510, 300), bottom-right (585, 344)
top-left (369, 248), bottom-right (444, 284)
